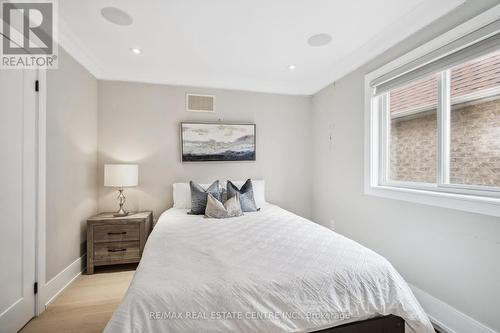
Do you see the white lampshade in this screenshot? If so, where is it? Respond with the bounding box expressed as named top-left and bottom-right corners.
top-left (104, 164), bottom-right (138, 187)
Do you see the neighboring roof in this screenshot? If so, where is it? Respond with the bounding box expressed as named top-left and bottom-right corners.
top-left (390, 51), bottom-right (500, 114)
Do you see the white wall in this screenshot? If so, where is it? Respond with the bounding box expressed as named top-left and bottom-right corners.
top-left (46, 47), bottom-right (98, 281)
top-left (97, 80), bottom-right (312, 220)
top-left (311, 0), bottom-right (500, 331)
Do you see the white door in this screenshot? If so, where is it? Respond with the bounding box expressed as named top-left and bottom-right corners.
top-left (0, 69), bottom-right (38, 332)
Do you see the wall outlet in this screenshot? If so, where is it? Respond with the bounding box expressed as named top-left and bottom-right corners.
top-left (328, 124), bottom-right (335, 151)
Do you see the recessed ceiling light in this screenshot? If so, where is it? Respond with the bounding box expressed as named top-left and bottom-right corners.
top-left (288, 65), bottom-right (296, 70)
top-left (101, 7), bottom-right (133, 26)
top-left (130, 48), bottom-right (142, 54)
top-left (307, 33), bottom-right (332, 47)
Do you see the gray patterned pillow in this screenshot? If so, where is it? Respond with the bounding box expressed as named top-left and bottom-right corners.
top-left (227, 179), bottom-right (258, 212)
top-left (189, 180), bottom-right (221, 215)
top-left (205, 193), bottom-right (243, 218)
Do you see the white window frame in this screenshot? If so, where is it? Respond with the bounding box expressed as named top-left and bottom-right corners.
top-left (364, 5), bottom-right (500, 217)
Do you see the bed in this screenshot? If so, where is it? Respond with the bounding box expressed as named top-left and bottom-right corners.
top-left (104, 195), bottom-right (434, 333)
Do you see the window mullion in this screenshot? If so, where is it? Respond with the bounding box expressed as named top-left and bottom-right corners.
top-left (437, 70), bottom-right (451, 186)
top-left (379, 93), bottom-right (390, 184)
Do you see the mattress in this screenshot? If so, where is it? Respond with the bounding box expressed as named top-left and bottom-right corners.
top-left (104, 204), bottom-right (434, 333)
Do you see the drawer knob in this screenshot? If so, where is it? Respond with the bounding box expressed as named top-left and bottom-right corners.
top-left (108, 248), bottom-right (127, 252)
top-left (108, 231), bottom-right (127, 235)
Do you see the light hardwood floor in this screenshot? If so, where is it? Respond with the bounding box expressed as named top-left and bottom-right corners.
top-left (20, 266), bottom-right (135, 333)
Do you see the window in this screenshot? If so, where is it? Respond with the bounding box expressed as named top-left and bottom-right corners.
top-left (385, 51), bottom-right (500, 187)
top-left (449, 52), bottom-right (500, 187)
top-left (389, 74), bottom-right (438, 183)
top-left (365, 12), bottom-right (500, 217)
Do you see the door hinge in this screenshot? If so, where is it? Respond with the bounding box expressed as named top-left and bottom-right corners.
top-left (34, 282), bottom-right (38, 294)
top-left (35, 80), bottom-right (39, 92)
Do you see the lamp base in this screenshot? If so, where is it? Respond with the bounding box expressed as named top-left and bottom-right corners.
top-left (114, 188), bottom-right (128, 217)
top-left (113, 211), bottom-right (129, 217)
top-left (113, 207), bottom-right (129, 217)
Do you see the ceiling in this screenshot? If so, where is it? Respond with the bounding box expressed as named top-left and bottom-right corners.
top-left (58, 0), bottom-right (464, 95)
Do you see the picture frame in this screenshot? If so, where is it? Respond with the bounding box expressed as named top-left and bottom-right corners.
top-left (180, 122), bottom-right (256, 162)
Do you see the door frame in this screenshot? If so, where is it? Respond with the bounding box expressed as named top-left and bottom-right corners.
top-left (35, 68), bottom-right (47, 316)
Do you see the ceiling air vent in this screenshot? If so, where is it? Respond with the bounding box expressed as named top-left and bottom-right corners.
top-left (186, 93), bottom-right (215, 112)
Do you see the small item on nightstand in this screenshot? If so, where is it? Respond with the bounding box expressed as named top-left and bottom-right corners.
top-left (86, 211), bottom-right (153, 274)
top-left (104, 164), bottom-right (139, 217)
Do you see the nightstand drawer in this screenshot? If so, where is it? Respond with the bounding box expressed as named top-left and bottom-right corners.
top-left (94, 224), bottom-right (139, 243)
top-left (94, 241), bottom-right (140, 263)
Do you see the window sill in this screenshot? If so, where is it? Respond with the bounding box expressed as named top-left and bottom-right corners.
top-left (364, 184), bottom-right (500, 217)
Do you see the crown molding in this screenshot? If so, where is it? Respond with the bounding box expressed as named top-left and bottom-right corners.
top-left (56, 17), bottom-right (104, 78)
top-left (55, 0), bottom-right (465, 94)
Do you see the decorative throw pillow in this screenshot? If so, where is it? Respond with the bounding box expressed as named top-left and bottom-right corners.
top-left (220, 187), bottom-right (228, 203)
top-left (189, 180), bottom-right (221, 215)
top-left (227, 179), bottom-right (258, 212)
top-left (205, 193), bottom-right (243, 218)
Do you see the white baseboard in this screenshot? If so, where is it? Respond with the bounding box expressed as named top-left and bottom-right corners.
top-left (409, 284), bottom-right (497, 333)
top-left (40, 254), bottom-right (86, 310)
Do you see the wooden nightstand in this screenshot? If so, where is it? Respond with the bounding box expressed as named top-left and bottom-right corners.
top-left (86, 211), bottom-right (153, 274)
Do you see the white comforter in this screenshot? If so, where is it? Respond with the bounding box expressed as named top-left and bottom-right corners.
top-left (104, 204), bottom-right (434, 333)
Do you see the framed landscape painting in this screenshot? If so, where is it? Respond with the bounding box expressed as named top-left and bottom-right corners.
top-left (181, 122), bottom-right (256, 162)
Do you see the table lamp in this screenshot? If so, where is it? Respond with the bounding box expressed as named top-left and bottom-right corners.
top-left (104, 164), bottom-right (138, 217)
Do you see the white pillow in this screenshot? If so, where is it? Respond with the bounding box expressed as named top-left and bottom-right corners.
top-left (224, 179), bottom-right (266, 208)
top-left (172, 183), bottom-right (191, 209)
top-left (173, 182), bottom-right (219, 209)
